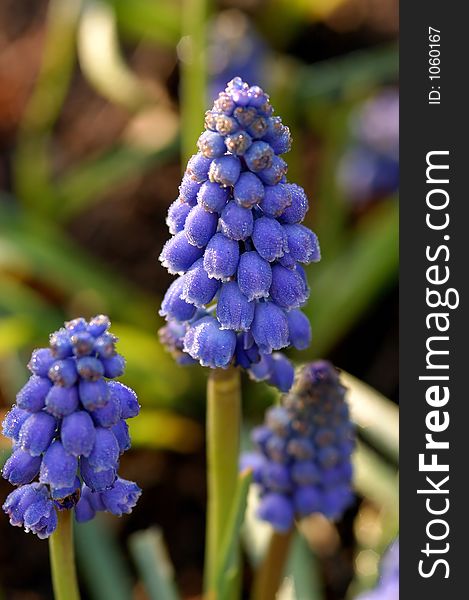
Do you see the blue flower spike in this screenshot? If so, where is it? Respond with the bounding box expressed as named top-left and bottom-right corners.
top-left (243, 361), bottom-right (355, 531)
top-left (2, 316), bottom-right (141, 538)
top-left (159, 78), bottom-right (320, 391)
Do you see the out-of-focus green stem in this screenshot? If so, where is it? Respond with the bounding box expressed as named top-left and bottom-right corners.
top-left (216, 469), bottom-right (253, 600)
top-left (252, 529), bottom-right (293, 600)
top-left (129, 528), bottom-right (180, 600)
top-left (304, 199), bottom-right (399, 358)
top-left (353, 441), bottom-right (399, 516)
top-left (312, 106), bottom-right (350, 259)
top-left (78, 0), bottom-right (154, 112)
top-left (14, 0), bottom-right (81, 214)
top-left (75, 518), bottom-right (133, 600)
top-left (204, 367), bottom-right (241, 594)
top-left (341, 370), bottom-right (399, 463)
top-left (180, 0), bottom-right (210, 165)
top-left (49, 510), bottom-right (81, 600)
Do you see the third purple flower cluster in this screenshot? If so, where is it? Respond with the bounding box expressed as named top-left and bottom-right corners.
top-left (243, 361), bottom-right (355, 531)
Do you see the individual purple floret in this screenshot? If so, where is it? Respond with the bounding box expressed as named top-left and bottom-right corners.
top-left (2, 406), bottom-right (32, 440)
top-left (357, 539), bottom-right (399, 600)
top-left (159, 78), bottom-right (320, 392)
top-left (75, 477), bottom-right (141, 522)
top-left (3, 449), bottom-right (42, 485)
top-left (242, 361), bottom-right (355, 532)
top-left (3, 483), bottom-right (58, 539)
top-left (183, 316), bottom-right (237, 369)
top-left (1, 315), bottom-right (141, 538)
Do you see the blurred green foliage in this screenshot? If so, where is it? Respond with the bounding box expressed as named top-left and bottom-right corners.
top-left (129, 527), bottom-right (181, 600)
top-left (75, 517), bottom-right (133, 600)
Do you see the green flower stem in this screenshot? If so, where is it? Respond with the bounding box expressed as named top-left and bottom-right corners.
top-left (180, 0), bottom-right (210, 165)
top-left (49, 510), bottom-right (81, 600)
top-left (252, 529), bottom-right (294, 600)
top-left (205, 367), bottom-right (242, 594)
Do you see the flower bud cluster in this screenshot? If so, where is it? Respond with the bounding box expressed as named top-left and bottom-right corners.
top-left (2, 316), bottom-right (141, 538)
top-left (159, 78), bottom-right (320, 391)
top-left (242, 361), bottom-right (355, 532)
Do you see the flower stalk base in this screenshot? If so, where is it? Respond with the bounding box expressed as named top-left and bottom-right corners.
top-left (204, 367), bottom-right (241, 594)
top-left (252, 529), bottom-right (293, 600)
top-left (49, 509), bottom-right (81, 600)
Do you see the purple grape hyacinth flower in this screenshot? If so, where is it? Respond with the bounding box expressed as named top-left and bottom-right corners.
top-left (159, 78), bottom-right (320, 391)
top-left (242, 361), bottom-right (355, 531)
top-left (1, 316), bottom-right (141, 538)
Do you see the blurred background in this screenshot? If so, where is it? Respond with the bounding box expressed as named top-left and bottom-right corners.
top-left (0, 0), bottom-right (398, 598)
